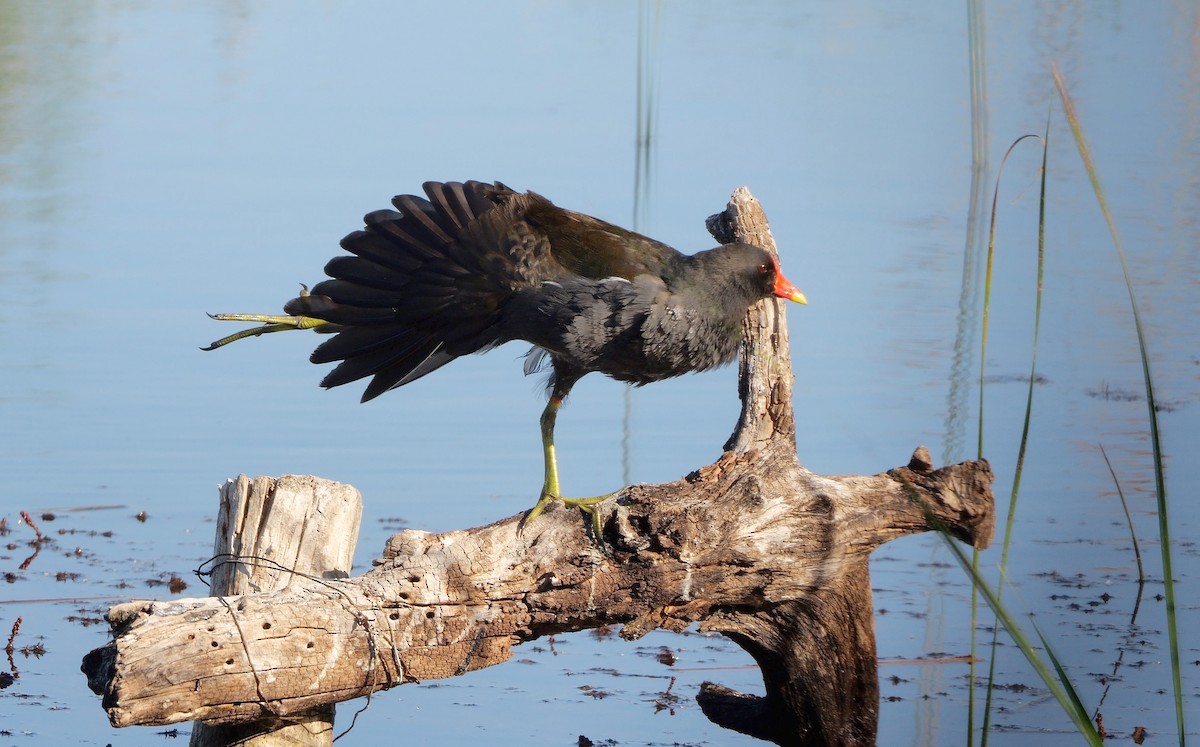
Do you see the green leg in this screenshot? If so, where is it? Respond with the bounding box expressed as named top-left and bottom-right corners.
top-left (201, 313), bottom-right (329, 350)
top-left (519, 393), bottom-right (612, 538)
top-left (201, 285), bottom-right (329, 351)
top-left (539, 393), bottom-right (566, 502)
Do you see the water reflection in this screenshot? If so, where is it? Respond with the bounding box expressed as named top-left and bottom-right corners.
top-left (0, 4), bottom-right (96, 307)
top-left (1, 2), bottom-right (1197, 745)
top-left (623, 0), bottom-right (665, 487)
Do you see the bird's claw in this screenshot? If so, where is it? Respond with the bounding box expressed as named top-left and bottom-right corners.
top-left (201, 311), bottom-right (329, 350)
top-left (201, 285), bottom-right (329, 350)
top-left (519, 491), bottom-right (613, 541)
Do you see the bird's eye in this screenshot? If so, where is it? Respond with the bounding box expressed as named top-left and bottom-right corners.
top-left (757, 263), bottom-right (771, 274)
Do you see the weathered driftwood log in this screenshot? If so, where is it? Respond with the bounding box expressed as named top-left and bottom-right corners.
top-left (699, 190), bottom-right (993, 745)
top-left (81, 188), bottom-right (994, 747)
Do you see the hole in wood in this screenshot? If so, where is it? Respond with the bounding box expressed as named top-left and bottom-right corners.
top-left (262, 622), bottom-right (271, 630)
top-left (407, 575), bottom-right (420, 583)
top-left (425, 611), bottom-right (434, 619)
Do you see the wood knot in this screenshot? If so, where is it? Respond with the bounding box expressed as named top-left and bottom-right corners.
top-left (380, 528), bottom-right (434, 562)
top-left (907, 445), bottom-right (933, 473)
top-left (705, 211), bottom-right (734, 243)
top-left (688, 451), bottom-right (739, 484)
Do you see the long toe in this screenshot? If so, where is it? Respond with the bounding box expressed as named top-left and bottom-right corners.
top-left (518, 491), bottom-right (614, 539)
top-left (518, 491), bottom-right (559, 534)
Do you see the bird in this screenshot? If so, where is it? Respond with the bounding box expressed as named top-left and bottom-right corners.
top-left (205, 180), bottom-right (806, 534)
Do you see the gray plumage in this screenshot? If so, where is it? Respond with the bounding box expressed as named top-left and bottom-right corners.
top-left (284, 180), bottom-right (799, 403)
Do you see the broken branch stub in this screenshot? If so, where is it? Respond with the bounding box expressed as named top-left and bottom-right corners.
top-left (81, 188), bottom-right (994, 747)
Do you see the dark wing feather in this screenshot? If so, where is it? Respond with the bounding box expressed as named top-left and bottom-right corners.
top-left (391, 194), bottom-right (455, 246)
top-left (322, 255), bottom-right (409, 290)
top-left (284, 292), bottom-right (396, 325)
top-left (282, 180), bottom-right (690, 403)
top-left (359, 342), bottom-right (451, 401)
top-left (308, 323), bottom-right (413, 364)
top-left (521, 194), bottom-right (683, 281)
top-left (339, 222), bottom-right (424, 272)
top-left (422, 181), bottom-right (478, 231)
top-left (321, 335), bottom-right (448, 399)
top-left (285, 181), bottom-right (548, 401)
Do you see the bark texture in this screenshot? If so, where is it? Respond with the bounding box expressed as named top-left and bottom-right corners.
top-left (81, 188), bottom-right (994, 747)
top-left (189, 475), bottom-right (361, 747)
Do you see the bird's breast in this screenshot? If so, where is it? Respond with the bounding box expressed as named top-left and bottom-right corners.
top-left (503, 278), bottom-right (745, 385)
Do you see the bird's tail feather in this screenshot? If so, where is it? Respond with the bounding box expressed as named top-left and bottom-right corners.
top-left (282, 180), bottom-right (520, 401)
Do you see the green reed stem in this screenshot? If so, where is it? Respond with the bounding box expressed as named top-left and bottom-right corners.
top-left (1099, 443), bottom-right (1145, 585)
top-left (928, 511), bottom-right (1103, 746)
top-left (1051, 61), bottom-right (1183, 746)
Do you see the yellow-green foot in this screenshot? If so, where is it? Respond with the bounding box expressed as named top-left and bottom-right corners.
top-left (523, 385), bottom-right (614, 540)
top-left (201, 312), bottom-right (328, 350)
top-left (201, 285), bottom-right (329, 351)
top-left (519, 492), bottom-right (614, 539)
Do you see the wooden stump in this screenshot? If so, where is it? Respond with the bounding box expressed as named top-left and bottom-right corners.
top-left (81, 188), bottom-right (994, 747)
top-left (191, 475), bottom-right (361, 747)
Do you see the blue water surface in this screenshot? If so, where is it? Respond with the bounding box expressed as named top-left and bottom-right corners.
top-left (1, 2), bottom-right (1197, 745)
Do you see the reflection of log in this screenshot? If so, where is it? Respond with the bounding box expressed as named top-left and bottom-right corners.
top-left (81, 189), bottom-right (994, 746)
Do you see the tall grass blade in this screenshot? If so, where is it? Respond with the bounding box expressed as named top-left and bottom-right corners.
top-left (625, 0), bottom-right (664, 486)
top-left (948, 0), bottom-right (989, 469)
top-left (1099, 443), bottom-right (1145, 585)
top-left (1051, 61), bottom-right (1184, 746)
top-left (1093, 443), bottom-right (1147, 723)
top-left (1030, 616), bottom-right (1101, 736)
top-left (978, 129), bottom-right (1046, 745)
top-left (977, 131), bottom-right (1043, 462)
top-left (632, 0), bottom-right (662, 233)
top-left (929, 523), bottom-right (1104, 746)
top-left (961, 7), bottom-right (989, 739)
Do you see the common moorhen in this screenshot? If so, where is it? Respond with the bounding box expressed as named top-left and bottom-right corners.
top-left (206, 180), bottom-right (806, 532)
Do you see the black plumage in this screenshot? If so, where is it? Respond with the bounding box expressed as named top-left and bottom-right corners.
top-left (286, 180), bottom-right (804, 400)
top-left (225, 180), bottom-right (806, 529)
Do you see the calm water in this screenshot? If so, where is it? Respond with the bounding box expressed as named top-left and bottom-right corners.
top-left (1, 2), bottom-right (1197, 745)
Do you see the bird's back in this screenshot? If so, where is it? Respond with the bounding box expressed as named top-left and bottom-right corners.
top-left (284, 180), bottom-right (687, 400)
